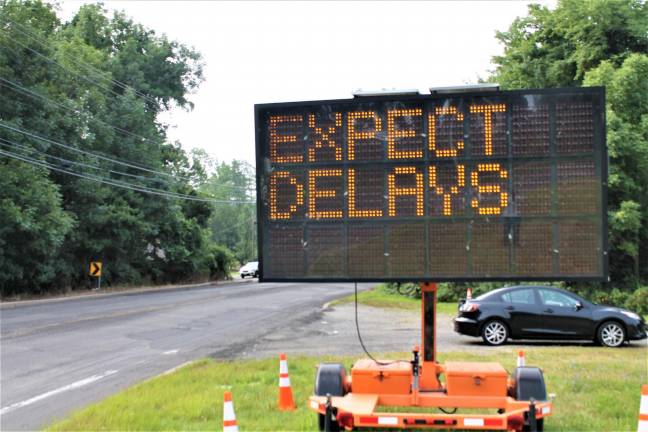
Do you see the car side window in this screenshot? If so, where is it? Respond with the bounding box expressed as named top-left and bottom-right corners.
top-left (501, 289), bottom-right (536, 305)
top-left (538, 289), bottom-right (579, 308)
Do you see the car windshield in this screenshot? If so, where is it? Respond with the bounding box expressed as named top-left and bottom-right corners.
top-left (242, 262), bottom-right (258, 269)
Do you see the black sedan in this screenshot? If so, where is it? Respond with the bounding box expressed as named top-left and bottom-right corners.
top-left (454, 285), bottom-right (646, 347)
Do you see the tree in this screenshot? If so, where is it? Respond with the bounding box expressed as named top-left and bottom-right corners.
top-left (491, 0), bottom-right (648, 287)
top-left (584, 54), bottom-right (648, 283)
top-left (491, 0), bottom-right (648, 88)
top-left (200, 159), bottom-right (257, 264)
top-left (0, 1), bottom-right (229, 294)
top-left (0, 159), bottom-right (75, 296)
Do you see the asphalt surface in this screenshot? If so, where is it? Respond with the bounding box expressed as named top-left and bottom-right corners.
top-left (0, 280), bottom-right (371, 431)
top-left (250, 302), bottom-right (647, 360)
top-left (3, 281), bottom-right (645, 431)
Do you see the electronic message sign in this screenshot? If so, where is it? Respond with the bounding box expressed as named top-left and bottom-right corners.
top-left (255, 87), bottom-right (607, 282)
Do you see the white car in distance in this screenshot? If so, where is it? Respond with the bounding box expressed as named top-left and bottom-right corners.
top-left (239, 261), bottom-right (259, 279)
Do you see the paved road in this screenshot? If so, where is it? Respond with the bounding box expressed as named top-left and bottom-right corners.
top-left (0, 280), bottom-right (370, 430)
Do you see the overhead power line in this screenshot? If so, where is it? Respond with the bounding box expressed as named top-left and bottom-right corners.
top-left (0, 126), bottom-right (254, 196)
top-left (0, 21), bottom-right (256, 193)
top-left (0, 137), bottom-right (255, 199)
top-left (0, 145), bottom-right (255, 205)
top-left (0, 120), bottom-right (188, 180)
top-left (0, 122), bottom-right (257, 194)
top-left (0, 78), bottom-right (255, 192)
top-left (0, 76), bottom-right (157, 145)
top-left (0, 138), bottom-right (167, 186)
top-left (0, 20), bottom-right (158, 108)
top-left (3, 17), bottom-right (160, 106)
top-left (5, 33), bottom-right (133, 104)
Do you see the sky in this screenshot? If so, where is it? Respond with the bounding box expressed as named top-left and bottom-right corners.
top-left (55, 1), bottom-right (554, 165)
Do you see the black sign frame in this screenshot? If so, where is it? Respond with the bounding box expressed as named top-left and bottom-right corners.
top-left (254, 87), bottom-right (608, 283)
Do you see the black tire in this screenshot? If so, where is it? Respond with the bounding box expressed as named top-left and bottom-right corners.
top-left (597, 320), bottom-right (626, 347)
top-left (523, 418), bottom-right (544, 432)
top-left (241, 274), bottom-right (245, 279)
top-left (513, 367), bottom-right (547, 432)
top-left (318, 413), bottom-right (340, 432)
top-left (513, 367), bottom-right (547, 401)
top-left (481, 319), bottom-right (509, 346)
top-left (315, 364), bottom-right (347, 432)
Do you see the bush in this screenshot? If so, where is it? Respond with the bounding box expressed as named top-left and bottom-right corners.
top-left (383, 283), bottom-right (420, 299)
top-left (385, 281), bottom-right (647, 315)
top-left (625, 286), bottom-right (648, 315)
top-left (204, 244), bottom-right (236, 280)
top-left (385, 282), bottom-right (507, 302)
top-left (437, 283), bottom-right (465, 302)
top-left (590, 289), bottom-right (631, 308)
top-left (573, 286), bottom-right (646, 315)
top-left (437, 282), bottom-right (510, 302)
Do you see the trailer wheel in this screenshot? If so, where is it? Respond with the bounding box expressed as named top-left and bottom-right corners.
top-left (315, 364), bottom-right (347, 432)
top-left (513, 367), bottom-right (547, 401)
top-left (513, 367), bottom-right (547, 432)
top-left (523, 418), bottom-right (544, 432)
top-left (481, 319), bottom-right (509, 345)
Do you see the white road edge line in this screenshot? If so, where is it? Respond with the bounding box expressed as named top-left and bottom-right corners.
top-left (0, 370), bottom-right (118, 416)
top-left (160, 361), bottom-right (194, 376)
top-left (162, 349), bottom-right (179, 355)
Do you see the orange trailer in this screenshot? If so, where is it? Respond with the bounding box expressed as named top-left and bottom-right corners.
top-left (309, 283), bottom-right (552, 431)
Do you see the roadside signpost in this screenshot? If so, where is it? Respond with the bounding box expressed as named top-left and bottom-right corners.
top-left (89, 261), bottom-right (102, 289)
top-left (255, 86), bottom-right (607, 431)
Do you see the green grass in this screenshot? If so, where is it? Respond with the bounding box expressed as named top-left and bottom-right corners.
top-left (48, 346), bottom-right (646, 431)
top-left (331, 285), bottom-right (457, 315)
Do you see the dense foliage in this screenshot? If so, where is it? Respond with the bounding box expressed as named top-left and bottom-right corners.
top-left (197, 156), bottom-right (257, 265)
top-left (386, 282), bottom-right (648, 315)
top-left (386, 0), bottom-right (648, 314)
top-left (0, 1), bottom-right (241, 297)
top-left (2, 0), bottom-right (645, 306)
top-left (490, 0), bottom-right (648, 289)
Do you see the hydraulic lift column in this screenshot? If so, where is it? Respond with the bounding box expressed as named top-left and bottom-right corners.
top-left (420, 282), bottom-right (441, 390)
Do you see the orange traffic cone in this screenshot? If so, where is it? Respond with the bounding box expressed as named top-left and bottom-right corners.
top-left (638, 385), bottom-right (648, 432)
top-left (466, 287), bottom-right (473, 299)
top-left (517, 350), bottom-right (525, 367)
top-left (223, 391), bottom-right (239, 432)
top-left (278, 353), bottom-right (296, 410)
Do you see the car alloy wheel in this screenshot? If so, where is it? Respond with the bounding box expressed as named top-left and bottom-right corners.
top-left (482, 320), bottom-right (508, 346)
top-left (598, 321), bottom-right (625, 347)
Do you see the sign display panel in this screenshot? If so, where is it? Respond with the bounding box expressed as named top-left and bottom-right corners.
top-left (255, 87), bottom-right (607, 282)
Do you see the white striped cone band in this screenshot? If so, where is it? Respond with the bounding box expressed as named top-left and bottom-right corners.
top-left (224, 402), bottom-right (236, 421)
top-left (639, 385), bottom-right (648, 432)
top-left (224, 401), bottom-right (238, 432)
top-left (517, 352), bottom-right (525, 368)
top-left (280, 375), bottom-right (291, 387)
top-left (280, 360), bottom-right (288, 374)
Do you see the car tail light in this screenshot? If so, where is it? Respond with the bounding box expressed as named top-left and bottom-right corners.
top-left (459, 303), bottom-right (479, 312)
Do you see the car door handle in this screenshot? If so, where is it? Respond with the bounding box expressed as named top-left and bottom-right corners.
top-left (544, 308), bottom-right (554, 313)
top-left (505, 306), bottom-right (515, 311)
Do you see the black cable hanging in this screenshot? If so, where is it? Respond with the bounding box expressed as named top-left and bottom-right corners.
top-left (354, 282), bottom-right (409, 366)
